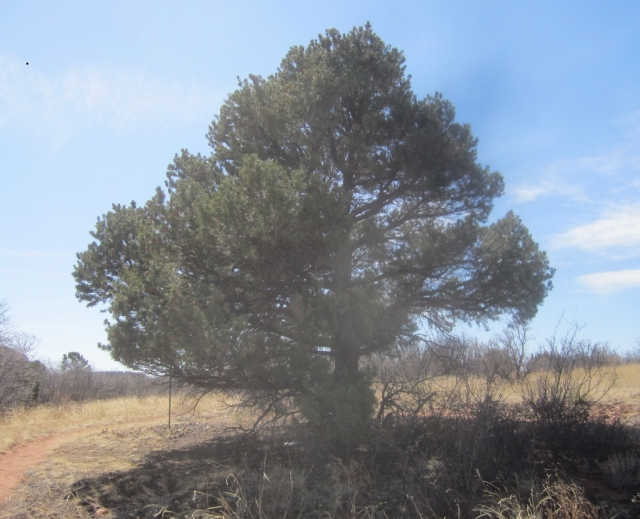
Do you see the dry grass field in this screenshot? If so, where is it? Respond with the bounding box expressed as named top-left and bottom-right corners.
top-left (0, 364), bottom-right (639, 518)
top-left (0, 393), bottom-right (241, 453)
top-left (597, 363), bottom-right (640, 422)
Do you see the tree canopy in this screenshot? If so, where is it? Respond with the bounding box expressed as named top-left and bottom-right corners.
top-left (74, 24), bottom-right (554, 440)
top-left (61, 351), bottom-right (90, 372)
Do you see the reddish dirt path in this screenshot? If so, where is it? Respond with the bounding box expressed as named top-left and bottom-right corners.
top-left (0, 419), bottom-right (165, 507)
top-left (0, 432), bottom-right (80, 505)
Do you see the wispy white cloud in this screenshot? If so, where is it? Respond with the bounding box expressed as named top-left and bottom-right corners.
top-left (513, 177), bottom-right (586, 202)
top-left (553, 203), bottom-right (640, 256)
top-left (0, 53), bottom-right (224, 148)
top-left (577, 269), bottom-right (640, 294)
top-left (512, 114), bottom-right (640, 203)
top-left (576, 148), bottom-right (640, 177)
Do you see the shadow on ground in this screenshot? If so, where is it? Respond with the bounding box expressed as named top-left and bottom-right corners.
top-left (72, 417), bottom-right (640, 519)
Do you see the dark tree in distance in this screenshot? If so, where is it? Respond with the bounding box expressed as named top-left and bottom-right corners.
top-left (61, 351), bottom-right (90, 372)
top-left (73, 24), bottom-right (554, 441)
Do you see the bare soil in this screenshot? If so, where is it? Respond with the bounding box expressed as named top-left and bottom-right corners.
top-left (0, 433), bottom-right (75, 504)
top-left (0, 419), bottom-right (234, 518)
top-left (0, 416), bottom-right (178, 507)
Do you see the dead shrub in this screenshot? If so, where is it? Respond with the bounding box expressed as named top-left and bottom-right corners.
top-left (516, 323), bottom-right (615, 431)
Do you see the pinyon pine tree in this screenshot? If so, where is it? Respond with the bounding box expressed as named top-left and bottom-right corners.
top-left (74, 24), bottom-right (554, 442)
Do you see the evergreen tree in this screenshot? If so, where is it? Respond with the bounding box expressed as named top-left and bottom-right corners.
top-left (61, 351), bottom-right (90, 372)
top-left (74, 24), bottom-right (554, 442)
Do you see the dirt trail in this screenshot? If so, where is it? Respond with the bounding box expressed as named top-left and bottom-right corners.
top-left (0, 420), bottom-right (164, 506)
top-left (0, 433), bottom-right (78, 504)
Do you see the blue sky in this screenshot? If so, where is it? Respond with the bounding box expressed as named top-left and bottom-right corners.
top-left (1, 1), bottom-right (639, 369)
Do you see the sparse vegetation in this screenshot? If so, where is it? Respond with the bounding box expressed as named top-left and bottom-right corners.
top-left (37, 366), bottom-right (161, 405)
top-left (0, 300), bottom-right (43, 412)
top-left (0, 344), bottom-right (163, 412)
top-left (476, 474), bottom-right (600, 519)
top-left (0, 300), bottom-right (166, 419)
top-left (1, 327), bottom-right (639, 518)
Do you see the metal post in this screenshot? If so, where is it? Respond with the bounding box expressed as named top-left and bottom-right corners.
top-left (168, 368), bottom-right (172, 430)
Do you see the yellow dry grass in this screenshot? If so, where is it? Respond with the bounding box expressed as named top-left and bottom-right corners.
top-left (0, 393), bottom-right (229, 454)
top-left (2, 363), bottom-right (639, 455)
top-left (472, 362), bottom-right (640, 410)
top-left (500, 362), bottom-right (640, 417)
top-left (374, 362), bottom-right (640, 421)
top-left (601, 362), bottom-right (640, 402)
top-left (598, 362), bottom-right (640, 422)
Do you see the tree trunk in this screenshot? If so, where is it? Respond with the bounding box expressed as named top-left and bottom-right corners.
top-left (332, 245), bottom-right (360, 378)
top-left (334, 345), bottom-right (359, 378)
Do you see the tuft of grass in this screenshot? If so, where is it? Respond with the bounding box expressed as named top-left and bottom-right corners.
top-left (476, 475), bottom-right (600, 519)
